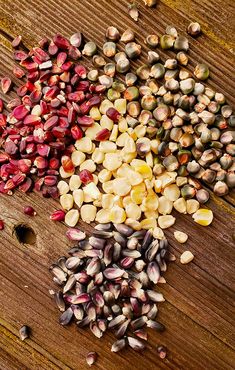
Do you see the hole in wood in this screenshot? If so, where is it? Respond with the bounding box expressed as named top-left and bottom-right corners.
top-left (14, 224), bottom-right (36, 245)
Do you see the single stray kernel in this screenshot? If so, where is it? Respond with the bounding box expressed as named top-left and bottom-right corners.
top-left (192, 208), bottom-right (213, 226)
top-left (19, 325), bottom-right (30, 341)
top-left (0, 220), bottom-right (4, 230)
top-left (86, 351), bottom-right (97, 366)
top-left (180, 250), bottom-right (194, 264)
top-left (157, 345), bottom-right (167, 359)
top-left (174, 231), bottom-right (188, 243)
top-left (23, 206), bottom-right (36, 216)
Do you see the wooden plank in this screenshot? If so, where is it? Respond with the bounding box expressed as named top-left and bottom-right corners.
top-left (0, 0), bottom-right (234, 369)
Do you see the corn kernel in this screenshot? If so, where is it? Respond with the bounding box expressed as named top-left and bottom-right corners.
top-left (154, 179), bottom-right (162, 193)
top-left (92, 148), bottom-right (105, 164)
top-left (174, 231), bottom-right (188, 243)
top-left (121, 150), bottom-right (137, 163)
top-left (113, 195), bottom-right (123, 207)
top-left (96, 209), bottom-right (111, 223)
top-left (123, 196), bottom-right (133, 207)
top-left (176, 176), bottom-right (188, 187)
top-left (59, 166), bottom-right (74, 179)
top-left (125, 218), bottom-right (141, 230)
top-left (100, 114), bottom-right (114, 130)
top-left (89, 107), bottom-right (101, 121)
top-left (109, 206), bottom-right (126, 224)
top-left (142, 194), bottom-right (159, 211)
top-left (192, 208), bottom-right (213, 226)
top-left (93, 199), bottom-right (102, 207)
top-left (86, 142), bottom-right (96, 155)
top-left (173, 197), bottom-right (187, 213)
top-left (80, 204), bottom-right (97, 223)
top-left (83, 192), bottom-right (93, 202)
top-left (156, 172), bottom-right (176, 188)
top-left (163, 184), bottom-right (180, 202)
top-left (60, 194), bottom-right (74, 211)
top-left (153, 227), bottom-right (165, 239)
top-left (146, 152), bottom-right (153, 167)
top-left (134, 125), bottom-right (146, 138)
top-left (99, 141), bottom-right (117, 153)
top-left (109, 124), bottom-right (119, 141)
top-left (131, 159), bottom-right (152, 179)
top-left (113, 178), bottom-right (131, 196)
top-left (85, 123), bottom-right (102, 140)
top-left (71, 150), bottom-right (86, 166)
top-left (124, 137), bottom-right (136, 153)
top-left (158, 196), bottom-right (173, 215)
top-left (186, 199), bottom-right (200, 214)
top-left (80, 159), bottom-right (96, 173)
top-left (144, 179), bottom-right (154, 192)
top-left (58, 180), bottom-right (70, 195)
top-left (158, 215), bottom-right (176, 229)
top-left (116, 132), bottom-right (129, 147)
top-left (69, 175), bottom-right (81, 191)
top-left (127, 170), bottom-right (143, 186)
top-left (65, 209), bottom-right (79, 227)
top-left (103, 153), bottom-right (122, 171)
top-left (114, 98), bottom-right (127, 114)
top-left (102, 194), bottom-right (115, 209)
top-left (98, 169), bottom-right (112, 183)
top-left (118, 117), bottom-right (128, 132)
top-left (130, 188), bottom-right (146, 205)
top-left (99, 99), bottom-right (114, 114)
top-left (150, 139), bottom-right (160, 154)
top-left (73, 189), bottom-right (84, 207)
top-left (140, 218), bottom-right (157, 229)
top-left (180, 251), bottom-right (194, 264)
top-left (92, 174), bottom-right (99, 185)
top-left (144, 210), bottom-right (159, 219)
top-left (75, 137), bottom-right (92, 153)
top-left (125, 203), bottom-right (141, 219)
top-left (83, 182), bottom-right (101, 200)
top-left (102, 180), bottom-right (114, 194)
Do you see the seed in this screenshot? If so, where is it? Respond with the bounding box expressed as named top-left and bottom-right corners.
top-left (59, 307), bottom-right (73, 326)
top-left (187, 22), bottom-right (201, 37)
top-left (174, 36), bottom-right (189, 51)
top-left (136, 65), bottom-right (150, 80)
top-left (194, 63), bottom-right (209, 80)
top-left (70, 32), bottom-right (82, 47)
top-left (23, 206), bottom-right (36, 216)
top-left (160, 35), bottom-right (174, 49)
top-left (145, 34), bottom-right (159, 48)
top-left (66, 228), bottom-right (86, 241)
top-left (176, 51), bottom-right (188, 66)
top-left (147, 320), bottom-right (165, 332)
top-left (128, 3), bottom-right (139, 22)
top-left (213, 181), bottom-right (229, 196)
top-left (192, 208), bottom-right (213, 226)
top-left (106, 26), bottom-right (120, 41)
top-left (104, 267), bottom-right (125, 279)
top-left (180, 250), bottom-right (194, 264)
top-left (116, 58), bottom-right (130, 73)
top-left (128, 337), bottom-right (145, 351)
top-left (19, 325), bottom-right (30, 341)
top-left (82, 41), bottom-right (97, 56)
top-left (196, 189), bottom-right (210, 204)
top-left (121, 28), bottom-right (135, 43)
top-left (111, 338), bottom-right (126, 352)
top-left (151, 63), bottom-right (165, 79)
top-left (1, 77), bottom-right (12, 94)
top-left (157, 345), bottom-right (167, 359)
top-left (143, 0), bottom-right (157, 6)
top-left (86, 352), bottom-right (97, 366)
top-left (174, 231), bottom-right (188, 243)
top-left (147, 51), bottom-right (160, 65)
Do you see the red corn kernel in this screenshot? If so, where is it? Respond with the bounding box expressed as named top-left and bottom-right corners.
top-left (37, 144), bottom-right (50, 157)
top-left (76, 81), bottom-right (90, 91)
top-left (4, 179), bottom-right (16, 190)
top-left (95, 128), bottom-right (110, 141)
top-left (26, 142), bottom-right (36, 154)
top-left (0, 98), bottom-right (3, 112)
top-left (39, 70), bottom-right (52, 83)
top-left (30, 90), bottom-right (42, 103)
top-left (16, 85), bottom-right (28, 97)
top-left (13, 105), bottom-right (29, 121)
top-left (19, 177), bottom-right (33, 192)
top-left (28, 71), bottom-right (40, 82)
top-left (24, 115), bottom-right (41, 126)
top-left (20, 60), bottom-right (38, 72)
top-left (50, 209), bottom-right (65, 221)
top-left (106, 107), bottom-right (121, 122)
top-left (56, 52), bottom-right (67, 67)
top-left (34, 156), bottom-right (48, 169)
top-left (48, 75), bottom-right (60, 87)
top-left (4, 140), bottom-right (18, 155)
top-left (44, 175), bottom-right (57, 186)
top-left (1, 77), bottom-right (12, 94)
top-left (0, 220), bottom-right (4, 230)
top-left (12, 35), bottom-right (22, 48)
top-left (47, 186), bottom-right (59, 198)
top-left (88, 95), bottom-right (101, 107)
top-left (23, 206), bottom-right (36, 216)
top-left (0, 153), bottom-right (9, 163)
top-left (50, 98), bottom-right (61, 108)
top-left (46, 169), bottom-right (59, 175)
top-left (33, 47), bottom-right (50, 62)
top-left (52, 127), bottom-right (68, 138)
top-left (48, 42), bottom-right (58, 56)
top-left (68, 91), bottom-right (85, 102)
top-left (0, 113), bottom-right (7, 127)
top-left (49, 158), bottom-right (60, 170)
top-left (71, 125), bottom-right (83, 140)
top-left (68, 46), bottom-right (81, 60)
top-left (59, 117), bottom-right (69, 128)
top-left (68, 107), bottom-right (76, 124)
top-left (53, 34), bottom-right (70, 50)
top-left (18, 159), bottom-right (32, 173)
top-left (74, 65), bottom-right (87, 78)
top-left (77, 116), bottom-right (94, 126)
top-left (44, 86), bottom-right (59, 101)
top-left (13, 65), bottom-right (25, 78)
top-left (61, 155), bottom-right (74, 172)
top-left (25, 81), bottom-right (36, 92)
top-left (44, 115), bottom-right (59, 130)
top-left (70, 74), bottom-right (79, 86)
top-left (61, 61), bottom-right (73, 71)
top-left (79, 169), bottom-right (93, 184)
top-left (40, 101), bottom-right (48, 115)
top-left (22, 95), bottom-right (33, 107)
top-left (12, 173), bottom-right (26, 186)
top-left (34, 178), bottom-right (44, 191)
top-left (13, 50), bottom-right (28, 61)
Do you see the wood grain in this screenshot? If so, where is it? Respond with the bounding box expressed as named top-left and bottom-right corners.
top-left (0, 0), bottom-right (234, 369)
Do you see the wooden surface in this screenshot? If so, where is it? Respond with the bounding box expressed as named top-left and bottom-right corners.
top-left (0, 0), bottom-right (235, 369)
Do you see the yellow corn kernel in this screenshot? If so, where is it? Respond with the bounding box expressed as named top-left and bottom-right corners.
top-left (131, 159), bottom-right (152, 179)
top-left (96, 209), bottom-right (110, 223)
top-left (116, 132), bottom-right (129, 147)
top-left (158, 196), bottom-right (173, 215)
top-left (93, 199), bottom-right (102, 207)
top-left (89, 107), bottom-right (101, 121)
top-left (124, 137), bottom-right (136, 153)
top-left (80, 204), bottom-right (97, 223)
top-left (130, 188), bottom-right (146, 205)
top-left (144, 179), bottom-right (154, 191)
top-left (113, 195), bottom-right (123, 208)
top-left (85, 123), bottom-right (102, 140)
top-left (125, 218), bottom-right (142, 230)
top-left (100, 114), bottom-right (114, 130)
top-left (98, 169), bottom-right (112, 183)
top-left (186, 199), bottom-right (200, 214)
top-left (71, 150), bottom-right (86, 167)
top-left (153, 227), bottom-right (165, 239)
top-left (121, 149), bottom-right (137, 163)
top-left (113, 178), bottom-right (131, 196)
top-left (158, 215), bottom-right (176, 229)
top-left (109, 124), bottom-right (119, 141)
top-left (173, 197), bottom-right (187, 214)
top-left (142, 194), bottom-right (159, 211)
top-left (192, 208), bottom-right (213, 226)
top-left (125, 203), bottom-right (141, 220)
top-left (129, 130), bottom-right (137, 141)
top-left (114, 98), bottom-right (127, 114)
top-left (102, 194), bottom-right (115, 209)
top-left (109, 206), bottom-right (126, 224)
top-left (73, 189), bottom-right (84, 208)
top-left (92, 148), bottom-right (105, 164)
top-left (75, 137), bottom-right (92, 153)
top-left (144, 210), bottom-right (159, 219)
top-left (146, 152), bottom-right (153, 167)
top-left (102, 180), bottom-right (114, 194)
top-left (140, 218), bottom-right (157, 229)
top-left (118, 117), bottom-right (128, 132)
top-left (99, 99), bottom-right (114, 114)
top-left (122, 196), bottom-right (133, 207)
top-left (134, 124), bottom-right (146, 138)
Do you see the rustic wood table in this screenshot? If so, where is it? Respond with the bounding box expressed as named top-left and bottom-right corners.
top-left (0, 0), bottom-right (234, 369)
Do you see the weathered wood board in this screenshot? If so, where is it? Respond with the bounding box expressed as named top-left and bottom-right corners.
top-left (0, 0), bottom-right (234, 369)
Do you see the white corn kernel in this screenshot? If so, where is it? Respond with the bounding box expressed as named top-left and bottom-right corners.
top-left (65, 209), bottom-right (79, 227)
top-left (116, 132), bottom-right (129, 147)
top-left (103, 153), bottom-right (122, 171)
top-left (89, 107), bottom-right (101, 121)
top-left (85, 123), bottom-right (102, 140)
top-left (174, 231), bottom-right (188, 243)
top-left (102, 180), bottom-right (114, 194)
top-left (150, 139), bottom-right (160, 154)
top-left (99, 99), bottom-right (114, 114)
top-left (86, 142), bottom-right (96, 154)
top-left (98, 169), bottom-right (112, 183)
top-left (124, 137), bottom-right (136, 153)
top-left (96, 209), bottom-right (111, 223)
top-left (59, 166), bottom-right (74, 179)
top-left (173, 197), bottom-right (187, 213)
top-left (73, 189), bottom-right (84, 208)
top-left (176, 176), bottom-right (188, 187)
top-left (192, 208), bottom-right (213, 226)
top-left (92, 148), bottom-right (105, 164)
top-left (153, 227), bottom-right (165, 239)
top-left (114, 98), bottom-right (127, 114)
top-left (83, 193), bottom-right (93, 202)
top-left (80, 205), bottom-right (97, 223)
top-left (180, 251), bottom-right (194, 264)
top-left (109, 125), bottom-right (119, 141)
top-left (158, 196), bottom-right (173, 215)
top-left (134, 125), bottom-right (147, 138)
top-left (121, 150), bottom-right (137, 163)
top-left (158, 215), bottom-right (176, 229)
top-left (100, 114), bottom-right (114, 130)
top-left (125, 203), bottom-right (142, 219)
top-left (113, 178), bottom-right (131, 196)
top-left (142, 194), bottom-right (159, 211)
top-left (125, 218), bottom-right (142, 230)
top-left (92, 174), bottom-right (99, 185)
top-left (109, 206), bottom-right (126, 223)
top-left (123, 196), bottom-right (133, 207)
top-left (83, 182), bottom-right (100, 200)
top-left (75, 137), bottom-right (92, 153)
top-left (102, 194), bottom-right (115, 209)
top-left (57, 180), bottom-right (70, 195)
top-left (80, 159), bottom-right (96, 173)
top-left (146, 152), bottom-right (153, 167)
top-left (99, 141), bottom-right (117, 153)
top-left (118, 117), bottom-right (128, 132)
top-left (60, 194), bottom-right (74, 211)
top-left (69, 175), bottom-right (82, 191)
top-left (186, 199), bottom-right (200, 214)
top-left (154, 179), bottom-right (162, 193)
top-left (93, 199), bottom-right (102, 207)
top-left (163, 184), bottom-right (180, 202)
top-left (71, 150), bottom-right (86, 166)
